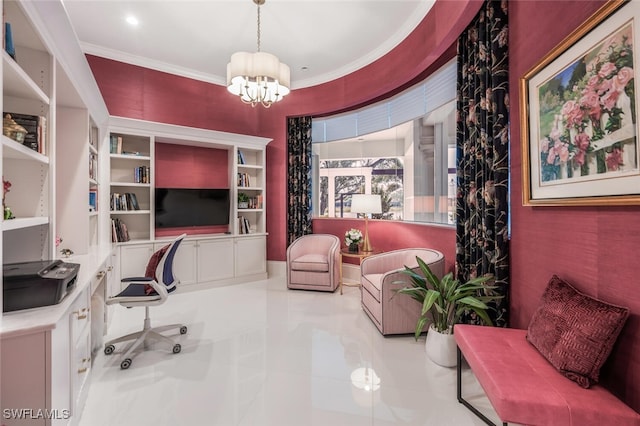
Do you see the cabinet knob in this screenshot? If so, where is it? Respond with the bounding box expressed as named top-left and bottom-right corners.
top-left (74, 307), bottom-right (89, 320)
top-left (107, 266), bottom-right (114, 272)
top-left (96, 270), bottom-right (106, 279)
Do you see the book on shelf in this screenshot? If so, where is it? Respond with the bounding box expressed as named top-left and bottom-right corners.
top-left (5, 22), bottom-right (16, 60)
top-left (3, 112), bottom-right (46, 154)
top-left (110, 135), bottom-right (123, 154)
top-left (89, 190), bottom-right (98, 212)
top-left (238, 216), bottom-right (251, 234)
top-left (134, 166), bottom-right (150, 183)
top-left (110, 192), bottom-right (140, 211)
top-left (111, 218), bottom-right (130, 243)
top-left (237, 172), bottom-right (251, 187)
top-left (89, 152), bottom-right (98, 181)
top-left (238, 149), bottom-right (246, 165)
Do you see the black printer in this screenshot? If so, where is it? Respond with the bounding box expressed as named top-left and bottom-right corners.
top-left (3, 259), bottom-right (80, 312)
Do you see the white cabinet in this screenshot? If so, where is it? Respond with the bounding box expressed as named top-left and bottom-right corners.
top-left (0, 286), bottom-right (91, 426)
top-left (118, 243), bottom-right (154, 289)
top-left (154, 240), bottom-right (197, 286)
top-left (235, 236), bottom-right (266, 277)
top-left (197, 239), bottom-right (234, 282)
top-left (118, 235), bottom-right (267, 290)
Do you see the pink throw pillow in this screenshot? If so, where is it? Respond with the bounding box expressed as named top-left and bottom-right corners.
top-left (526, 275), bottom-right (629, 388)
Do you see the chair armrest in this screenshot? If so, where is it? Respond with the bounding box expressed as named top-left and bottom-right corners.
top-left (121, 276), bottom-right (153, 283)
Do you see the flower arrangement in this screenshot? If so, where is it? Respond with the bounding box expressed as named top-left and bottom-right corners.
top-left (3, 176), bottom-right (14, 220)
top-left (540, 25), bottom-right (635, 180)
top-left (344, 228), bottom-right (363, 248)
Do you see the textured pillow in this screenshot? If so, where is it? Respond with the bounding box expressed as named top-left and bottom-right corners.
top-left (526, 275), bottom-right (629, 388)
top-left (144, 245), bottom-right (169, 295)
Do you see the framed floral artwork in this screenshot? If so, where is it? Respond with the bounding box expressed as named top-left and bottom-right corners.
top-left (521, 0), bottom-right (640, 205)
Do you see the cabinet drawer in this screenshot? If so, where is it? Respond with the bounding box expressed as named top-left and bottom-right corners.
top-left (72, 327), bottom-right (91, 418)
top-left (69, 290), bottom-right (90, 346)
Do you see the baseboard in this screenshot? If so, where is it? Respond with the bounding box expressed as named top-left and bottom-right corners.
top-left (268, 260), bottom-right (286, 277)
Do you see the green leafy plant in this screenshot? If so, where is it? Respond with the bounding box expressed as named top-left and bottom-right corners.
top-left (238, 192), bottom-right (249, 203)
top-left (395, 256), bottom-right (503, 340)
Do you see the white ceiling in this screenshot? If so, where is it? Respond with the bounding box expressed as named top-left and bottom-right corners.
top-left (62, 0), bottom-right (435, 90)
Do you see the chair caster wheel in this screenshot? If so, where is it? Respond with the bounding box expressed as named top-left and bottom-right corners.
top-left (180, 326), bottom-right (188, 334)
top-left (104, 345), bottom-right (115, 355)
top-left (173, 344), bottom-right (181, 354)
top-left (120, 358), bottom-right (132, 369)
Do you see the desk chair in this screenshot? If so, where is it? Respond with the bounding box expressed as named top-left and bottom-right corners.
top-left (104, 233), bottom-right (187, 369)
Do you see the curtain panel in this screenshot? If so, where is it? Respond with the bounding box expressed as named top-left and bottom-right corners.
top-left (455, 0), bottom-right (510, 327)
top-left (287, 116), bottom-right (313, 246)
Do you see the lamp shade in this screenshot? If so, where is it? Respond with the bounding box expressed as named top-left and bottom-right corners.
top-left (351, 194), bottom-right (382, 214)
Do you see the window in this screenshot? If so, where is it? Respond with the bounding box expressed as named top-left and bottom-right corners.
top-left (312, 61), bottom-right (456, 225)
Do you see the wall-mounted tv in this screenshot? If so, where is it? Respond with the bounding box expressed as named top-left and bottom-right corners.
top-left (155, 188), bottom-right (230, 229)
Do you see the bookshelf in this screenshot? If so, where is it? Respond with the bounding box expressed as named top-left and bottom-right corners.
top-left (236, 147), bottom-right (265, 235)
top-left (1, 1), bottom-right (111, 425)
top-left (109, 132), bottom-right (153, 242)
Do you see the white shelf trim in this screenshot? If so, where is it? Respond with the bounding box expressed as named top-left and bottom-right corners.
top-left (2, 136), bottom-right (50, 164)
top-left (2, 51), bottom-right (50, 104)
top-left (2, 216), bottom-right (49, 231)
top-left (110, 210), bottom-right (151, 215)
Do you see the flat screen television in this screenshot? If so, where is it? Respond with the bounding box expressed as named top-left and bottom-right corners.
top-left (155, 188), bottom-right (230, 228)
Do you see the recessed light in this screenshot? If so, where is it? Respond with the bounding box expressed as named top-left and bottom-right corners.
top-left (126, 15), bottom-right (139, 26)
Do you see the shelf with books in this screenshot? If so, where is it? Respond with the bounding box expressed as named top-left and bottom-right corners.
top-left (2, 134), bottom-right (49, 163)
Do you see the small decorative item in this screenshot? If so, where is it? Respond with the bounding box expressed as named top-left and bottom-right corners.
top-left (56, 236), bottom-right (63, 247)
top-left (5, 22), bottom-right (16, 61)
top-left (3, 114), bottom-right (28, 144)
top-left (344, 228), bottom-right (363, 253)
top-left (3, 177), bottom-right (14, 220)
top-left (238, 192), bottom-right (249, 209)
top-left (60, 248), bottom-right (74, 258)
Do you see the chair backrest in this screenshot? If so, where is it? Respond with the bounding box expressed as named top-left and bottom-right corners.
top-left (155, 233), bottom-right (186, 293)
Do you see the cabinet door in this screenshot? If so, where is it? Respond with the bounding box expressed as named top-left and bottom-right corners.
top-left (197, 239), bottom-right (234, 282)
top-left (154, 240), bottom-right (196, 287)
top-left (119, 244), bottom-right (154, 288)
top-left (234, 236), bottom-right (266, 276)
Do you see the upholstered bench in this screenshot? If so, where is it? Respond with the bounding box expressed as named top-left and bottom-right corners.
top-left (455, 276), bottom-right (639, 426)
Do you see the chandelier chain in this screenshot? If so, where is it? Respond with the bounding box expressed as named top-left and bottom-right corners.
top-left (256, 2), bottom-right (261, 52)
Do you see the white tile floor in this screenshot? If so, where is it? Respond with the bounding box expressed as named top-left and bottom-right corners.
top-left (80, 277), bottom-right (500, 426)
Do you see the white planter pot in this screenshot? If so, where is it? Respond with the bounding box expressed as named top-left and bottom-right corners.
top-left (425, 324), bottom-right (457, 367)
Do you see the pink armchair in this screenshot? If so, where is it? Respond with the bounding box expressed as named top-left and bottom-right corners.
top-left (360, 248), bottom-right (445, 335)
top-left (287, 234), bottom-right (341, 292)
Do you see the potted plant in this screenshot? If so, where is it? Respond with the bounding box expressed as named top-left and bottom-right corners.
top-left (395, 256), bottom-right (502, 367)
top-left (238, 192), bottom-right (249, 209)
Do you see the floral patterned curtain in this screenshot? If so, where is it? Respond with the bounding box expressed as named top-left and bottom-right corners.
top-left (287, 116), bottom-right (313, 245)
top-left (456, 0), bottom-right (509, 327)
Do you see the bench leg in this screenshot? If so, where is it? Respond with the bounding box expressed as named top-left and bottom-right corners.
top-left (457, 346), bottom-right (507, 426)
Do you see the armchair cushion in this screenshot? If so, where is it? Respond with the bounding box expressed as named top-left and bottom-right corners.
top-left (290, 254), bottom-right (329, 272)
top-left (526, 275), bottom-right (629, 388)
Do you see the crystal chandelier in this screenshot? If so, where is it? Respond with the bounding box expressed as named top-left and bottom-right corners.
top-left (226, 0), bottom-right (290, 108)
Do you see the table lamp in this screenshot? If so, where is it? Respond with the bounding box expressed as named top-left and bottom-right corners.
top-left (351, 194), bottom-right (382, 252)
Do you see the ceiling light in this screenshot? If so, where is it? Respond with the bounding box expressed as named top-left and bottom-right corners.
top-left (226, 0), bottom-right (290, 108)
top-left (126, 15), bottom-right (139, 26)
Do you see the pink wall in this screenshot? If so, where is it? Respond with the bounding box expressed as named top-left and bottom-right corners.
top-left (313, 218), bottom-right (456, 272)
top-left (86, 0), bottom-right (640, 412)
top-left (154, 143), bottom-right (230, 237)
top-left (510, 0), bottom-right (640, 411)
top-left (87, 0), bottom-right (484, 263)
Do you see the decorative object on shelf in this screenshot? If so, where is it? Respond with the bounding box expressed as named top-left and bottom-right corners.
top-left (60, 248), bottom-right (74, 258)
top-left (344, 228), bottom-right (363, 253)
top-left (238, 192), bottom-right (250, 209)
top-left (3, 177), bottom-right (14, 220)
top-left (394, 257), bottom-right (502, 367)
top-left (3, 114), bottom-right (27, 144)
top-left (350, 194), bottom-right (382, 252)
top-left (56, 236), bottom-right (63, 247)
top-left (226, 0), bottom-right (290, 108)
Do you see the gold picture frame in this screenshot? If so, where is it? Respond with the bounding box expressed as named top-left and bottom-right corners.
top-left (521, 0), bottom-right (640, 206)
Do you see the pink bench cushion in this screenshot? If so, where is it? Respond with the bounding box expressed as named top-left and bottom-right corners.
top-left (455, 324), bottom-right (640, 426)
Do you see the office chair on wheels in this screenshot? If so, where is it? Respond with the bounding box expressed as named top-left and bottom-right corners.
top-left (104, 233), bottom-right (187, 369)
